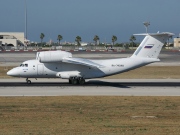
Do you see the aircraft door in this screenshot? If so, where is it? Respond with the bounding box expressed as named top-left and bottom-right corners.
top-left (37, 64), bottom-right (44, 75)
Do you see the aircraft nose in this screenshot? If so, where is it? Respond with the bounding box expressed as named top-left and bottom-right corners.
top-left (7, 69), bottom-right (14, 76)
top-left (7, 68), bottom-right (19, 76)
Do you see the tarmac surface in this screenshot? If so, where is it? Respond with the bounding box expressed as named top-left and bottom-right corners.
top-left (0, 79), bottom-right (180, 96)
top-left (0, 51), bottom-right (180, 97)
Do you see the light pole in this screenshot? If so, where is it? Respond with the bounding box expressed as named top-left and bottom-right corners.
top-left (143, 22), bottom-right (150, 33)
top-left (24, 0), bottom-right (28, 50)
top-left (25, 0), bottom-right (27, 40)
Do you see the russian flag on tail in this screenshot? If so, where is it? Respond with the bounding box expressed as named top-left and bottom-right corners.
top-left (144, 44), bottom-right (154, 49)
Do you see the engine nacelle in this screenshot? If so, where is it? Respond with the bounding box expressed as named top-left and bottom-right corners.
top-left (56, 71), bottom-right (81, 79)
top-left (36, 51), bottom-right (72, 63)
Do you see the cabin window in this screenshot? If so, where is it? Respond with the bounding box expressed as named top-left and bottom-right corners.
top-left (25, 64), bottom-right (28, 67)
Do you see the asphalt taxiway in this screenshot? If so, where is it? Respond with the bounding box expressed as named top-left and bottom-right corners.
top-left (0, 51), bottom-right (180, 96)
top-left (0, 79), bottom-right (180, 96)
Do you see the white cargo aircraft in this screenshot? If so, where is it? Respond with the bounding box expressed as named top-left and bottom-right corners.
top-left (7, 32), bottom-right (174, 84)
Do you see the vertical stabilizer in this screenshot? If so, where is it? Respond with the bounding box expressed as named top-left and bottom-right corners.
top-left (131, 32), bottom-right (174, 58)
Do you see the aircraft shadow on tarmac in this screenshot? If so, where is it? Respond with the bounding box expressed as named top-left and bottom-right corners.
top-left (0, 80), bottom-right (180, 88)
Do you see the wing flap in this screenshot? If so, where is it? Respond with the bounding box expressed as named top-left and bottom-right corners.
top-left (62, 57), bottom-right (105, 68)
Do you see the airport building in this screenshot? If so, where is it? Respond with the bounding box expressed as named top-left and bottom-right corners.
top-left (174, 37), bottom-right (180, 48)
top-left (0, 32), bottom-right (25, 47)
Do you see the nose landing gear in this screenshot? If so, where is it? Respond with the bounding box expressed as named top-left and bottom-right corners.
top-left (26, 78), bottom-right (31, 84)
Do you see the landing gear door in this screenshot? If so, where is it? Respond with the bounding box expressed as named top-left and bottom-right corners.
top-left (37, 64), bottom-right (44, 75)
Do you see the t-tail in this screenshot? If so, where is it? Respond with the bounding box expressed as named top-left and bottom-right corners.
top-left (131, 32), bottom-right (174, 59)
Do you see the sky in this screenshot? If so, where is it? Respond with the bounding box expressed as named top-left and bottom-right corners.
top-left (1, 0), bottom-right (180, 43)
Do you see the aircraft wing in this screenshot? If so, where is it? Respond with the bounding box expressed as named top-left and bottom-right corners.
top-left (62, 57), bottom-right (105, 68)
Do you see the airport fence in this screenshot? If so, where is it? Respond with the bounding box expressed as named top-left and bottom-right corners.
top-left (0, 45), bottom-right (126, 52)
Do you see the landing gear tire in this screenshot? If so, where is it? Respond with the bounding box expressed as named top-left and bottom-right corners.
top-left (27, 80), bottom-right (31, 84)
top-left (71, 77), bottom-right (78, 85)
top-left (26, 78), bottom-right (31, 84)
top-left (69, 77), bottom-right (85, 85)
top-left (69, 79), bottom-right (72, 84)
top-left (78, 77), bottom-right (85, 85)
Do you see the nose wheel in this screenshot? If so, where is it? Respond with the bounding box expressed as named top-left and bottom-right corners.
top-left (26, 78), bottom-right (31, 84)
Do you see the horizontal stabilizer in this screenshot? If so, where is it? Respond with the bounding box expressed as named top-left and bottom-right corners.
top-left (62, 57), bottom-right (105, 68)
top-left (134, 32), bottom-right (174, 37)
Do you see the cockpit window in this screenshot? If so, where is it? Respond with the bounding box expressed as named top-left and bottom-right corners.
top-left (20, 64), bottom-right (24, 67)
top-left (20, 64), bottom-right (28, 67)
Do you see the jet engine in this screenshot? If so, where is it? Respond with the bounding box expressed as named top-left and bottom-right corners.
top-left (37, 51), bottom-right (72, 63)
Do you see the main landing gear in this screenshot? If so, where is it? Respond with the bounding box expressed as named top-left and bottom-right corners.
top-left (26, 78), bottom-right (31, 84)
top-left (69, 77), bottom-right (85, 85)
top-left (25, 77), bottom-right (85, 85)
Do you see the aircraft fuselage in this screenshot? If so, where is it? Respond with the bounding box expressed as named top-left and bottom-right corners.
top-left (7, 57), bottom-right (156, 79)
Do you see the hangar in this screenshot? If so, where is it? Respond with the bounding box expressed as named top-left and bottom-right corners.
top-left (174, 37), bottom-right (180, 48)
top-left (0, 32), bottom-right (25, 47)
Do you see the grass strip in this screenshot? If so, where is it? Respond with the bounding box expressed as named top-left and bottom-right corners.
top-left (0, 96), bottom-right (180, 135)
